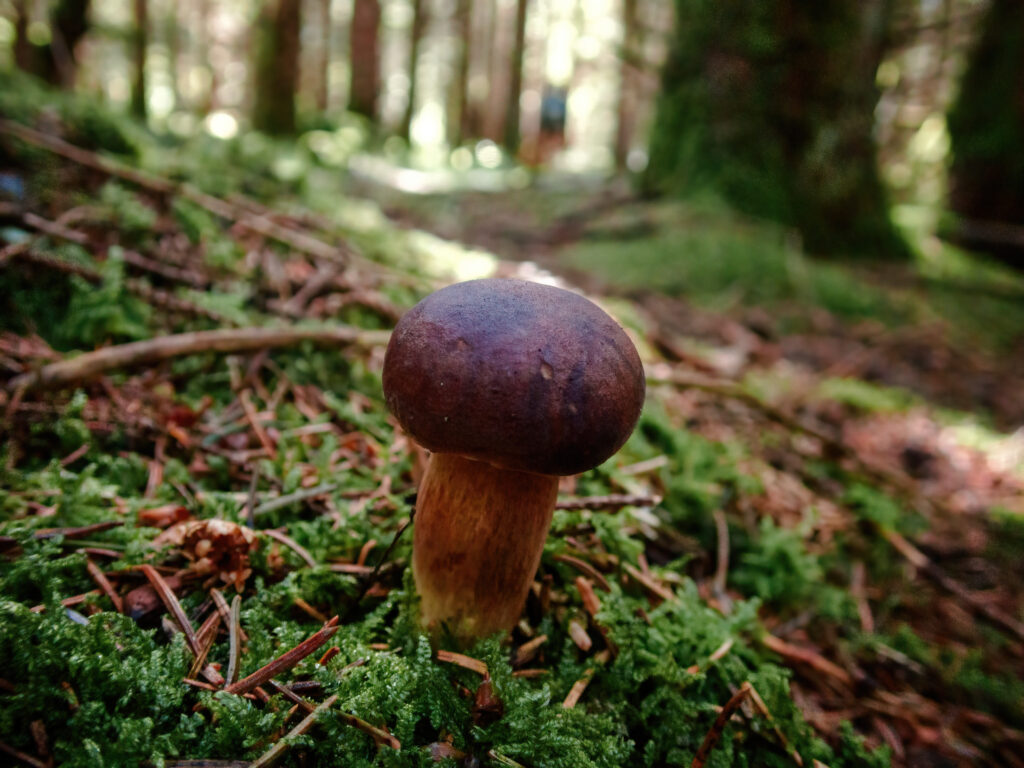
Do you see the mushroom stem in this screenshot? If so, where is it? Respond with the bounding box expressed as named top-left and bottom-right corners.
top-left (413, 452), bottom-right (559, 643)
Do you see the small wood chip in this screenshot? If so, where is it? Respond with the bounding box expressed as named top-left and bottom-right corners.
top-left (436, 649), bottom-right (488, 676)
top-left (562, 668), bottom-right (596, 709)
top-left (575, 576), bottom-right (603, 616)
top-left (568, 619), bottom-right (593, 652)
top-left (512, 634), bottom-right (548, 667)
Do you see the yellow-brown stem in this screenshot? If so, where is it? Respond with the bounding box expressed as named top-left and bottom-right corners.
top-left (412, 452), bottom-right (559, 643)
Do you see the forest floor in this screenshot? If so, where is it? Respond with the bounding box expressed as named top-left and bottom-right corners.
top-left (1, 85), bottom-right (1024, 768)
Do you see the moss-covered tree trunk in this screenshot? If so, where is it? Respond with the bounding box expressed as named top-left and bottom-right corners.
top-left (644, 0), bottom-right (906, 258)
top-left (947, 0), bottom-right (1024, 263)
top-left (130, 0), bottom-right (148, 120)
top-left (502, 0), bottom-right (529, 154)
top-left (252, 0), bottom-right (301, 135)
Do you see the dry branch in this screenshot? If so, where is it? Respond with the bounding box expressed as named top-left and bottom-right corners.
top-left (6, 326), bottom-right (390, 394)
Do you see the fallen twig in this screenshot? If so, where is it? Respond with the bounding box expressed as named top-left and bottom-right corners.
top-left (84, 556), bottom-right (123, 614)
top-left (2, 246), bottom-right (229, 324)
top-left (33, 521), bottom-right (123, 540)
top-left (623, 562), bottom-right (677, 604)
top-left (225, 595), bottom-right (242, 685)
top-left (760, 633), bottom-right (853, 687)
top-left (0, 738), bottom-right (48, 768)
top-left (554, 493), bottom-right (661, 511)
top-left (0, 119), bottom-right (419, 286)
top-left (712, 509), bottom-right (732, 613)
top-left (555, 554), bottom-right (611, 592)
top-left (880, 525), bottom-right (1024, 643)
top-left (263, 529), bottom-right (317, 568)
top-left (690, 683), bottom-right (752, 768)
top-left (137, 564), bottom-right (201, 656)
top-left (252, 483), bottom-right (339, 518)
top-left (6, 326), bottom-right (390, 394)
top-left (249, 694), bottom-right (338, 768)
top-left (686, 638), bottom-right (735, 675)
top-left (224, 616), bottom-right (339, 695)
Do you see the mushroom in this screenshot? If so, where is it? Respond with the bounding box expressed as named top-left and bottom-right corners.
top-left (382, 278), bottom-right (645, 642)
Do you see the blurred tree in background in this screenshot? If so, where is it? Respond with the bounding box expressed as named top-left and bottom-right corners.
top-left (252, 0), bottom-right (301, 134)
top-left (644, 0), bottom-right (907, 258)
top-left (348, 0), bottom-right (381, 121)
top-left (947, 0), bottom-right (1024, 265)
top-left (13, 0), bottom-right (91, 88)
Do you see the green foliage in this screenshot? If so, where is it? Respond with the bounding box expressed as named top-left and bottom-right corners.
top-left (99, 182), bottom-right (158, 240)
top-left (817, 378), bottom-right (921, 413)
top-left (731, 518), bottom-right (823, 609)
top-left (61, 248), bottom-right (153, 348)
top-left (563, 203), bottom-right (907, 325)
top-left (0, 70), bottom-right (140, 157)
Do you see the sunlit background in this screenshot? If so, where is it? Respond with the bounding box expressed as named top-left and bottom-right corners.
top-left (0, 0), bottom-right (991, 205)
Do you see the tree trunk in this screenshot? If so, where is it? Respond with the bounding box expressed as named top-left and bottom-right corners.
top-left (349, 0), bottom-right (381, 121)
top-left (13, 0), bottom-right (33, 75)
top-left (502, 0), bottom-right (529, 154)
top-left (313, 0), bottom-right (332, 112)
top-left (252, 0), bottom-right (302, 135)
top-left (14, 0), bottom-right (90, 88)
top-left (450, 0), bottom-right (473, 144)
top-left (399, 0), bottom-right (428, 140)
top-left (130, 0), bottom-right (148, 120)
top-left (644, 0), bottom-right (906, 258)
top-left (947, 0), bottom-right (1024, 264)
top-left (613, 0), bottom-right (639, 170)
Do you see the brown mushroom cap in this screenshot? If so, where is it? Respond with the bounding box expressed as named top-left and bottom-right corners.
top-left (382, 278), bottom-right (645, 476)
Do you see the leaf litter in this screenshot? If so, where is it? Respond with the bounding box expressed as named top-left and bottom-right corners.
top-left (0, 98), bottom-right (1022, 768)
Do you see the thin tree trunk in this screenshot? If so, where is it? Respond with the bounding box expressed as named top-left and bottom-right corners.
top-left (13, 0), bottom-right (33, 74)
top-left (947, 0), bottom-right (1024, 263)
top-left (348, 0), bottom-right (381, 121)
top-left (451, 0), bottom-right (473, 144)
top-left (313, 0), bottom-right (332, 112)
top-left (481, 0), bottom-right (503, 141)
top-left (502, 0), bottom-right (529, 153)
top-left (14, 0), bottom-right (90, 87)
top-left (613, 0), bottom-right (639, 170)
top-left (399, 0), bottom-right (428, 140)
top-left (131, 0), bottom-right (148, 120)
top-left (252, 0), bottom-right (302, 135)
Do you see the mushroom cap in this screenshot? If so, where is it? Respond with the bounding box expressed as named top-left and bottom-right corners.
top-left (382, 278), bottom-right (645, 476)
